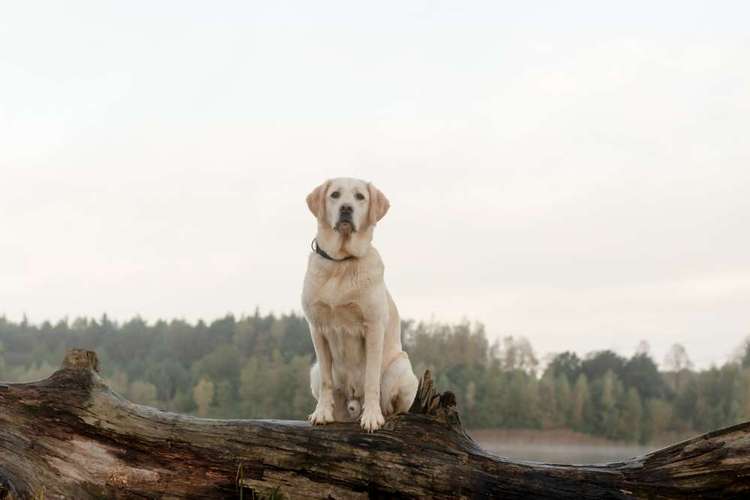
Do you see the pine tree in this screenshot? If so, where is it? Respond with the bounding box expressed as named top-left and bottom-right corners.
top-left (193, 377), bottom-right (215, 417)
top-left (556, 375), bottom-right (572, 426)
top-left (570, 373), bottom-right (590, 431)
top-left (616, 387), bottom-right (642, 442)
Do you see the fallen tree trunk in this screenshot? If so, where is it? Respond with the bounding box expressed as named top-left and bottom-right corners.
top-left (1, 350), bottom-right (749, 499)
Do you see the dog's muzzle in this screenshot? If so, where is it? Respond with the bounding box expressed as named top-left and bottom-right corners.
top-left (335, 205), bottom-right (356, 233)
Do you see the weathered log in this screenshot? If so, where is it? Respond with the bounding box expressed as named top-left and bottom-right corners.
top-left (1, 350), bottom-right (749, 499)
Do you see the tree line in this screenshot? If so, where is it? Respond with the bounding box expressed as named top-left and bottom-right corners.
top-left (1, 313), bottom-right (749, 444)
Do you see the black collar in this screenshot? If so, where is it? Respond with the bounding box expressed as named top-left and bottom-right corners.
top-left (311, 239), bottom-right (355, 262)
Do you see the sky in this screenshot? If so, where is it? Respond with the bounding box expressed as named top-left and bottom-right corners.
top-left (1, 1), bottom-right (748, 368)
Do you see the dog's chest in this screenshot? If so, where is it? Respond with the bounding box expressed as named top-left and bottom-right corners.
top-left (304, 268), bottom-right (370, 332)
top-left (308, 301), bottom-right (366, 335)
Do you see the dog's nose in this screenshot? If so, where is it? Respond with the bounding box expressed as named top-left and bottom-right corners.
top-left (340, 204), bottom-right (353, 216)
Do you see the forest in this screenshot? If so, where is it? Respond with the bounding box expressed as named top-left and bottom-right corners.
top-left (1, 312), bottom-right (748, 444)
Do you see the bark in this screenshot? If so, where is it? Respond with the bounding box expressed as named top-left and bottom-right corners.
top-left (0, 349), bottom-right (749, 499)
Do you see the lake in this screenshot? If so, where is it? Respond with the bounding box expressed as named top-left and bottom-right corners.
top-left (469, 429), bottom-right (661, 465)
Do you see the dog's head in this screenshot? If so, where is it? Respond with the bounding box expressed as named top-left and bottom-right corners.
top-left (306, 178), bottom-right (389, 235)
top-left (306, 178), bottom-right (389, 257)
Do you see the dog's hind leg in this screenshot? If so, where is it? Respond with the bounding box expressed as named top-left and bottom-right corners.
top-left (312, 364), bottom-right (357, 422)
top-left (332, 388), bottom-right (353, 421)
top-left (310, 362), bottom-right (321, 401)
top-left (346, 398), bottom-right (362, 420)
top-left (380, 353), bottom-right (419, 417)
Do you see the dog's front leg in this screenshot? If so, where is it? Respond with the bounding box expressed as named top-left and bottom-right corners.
top-left (361, 321), bottom-right (386, 432)
top-left (308, 327), bottom-right (335, 425)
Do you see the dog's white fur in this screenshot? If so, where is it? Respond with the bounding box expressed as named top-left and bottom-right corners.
top-left (302, 177), bottom-right (419, 432)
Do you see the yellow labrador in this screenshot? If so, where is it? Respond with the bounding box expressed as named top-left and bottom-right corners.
top-left (302, 178), bottom-right (418, 432)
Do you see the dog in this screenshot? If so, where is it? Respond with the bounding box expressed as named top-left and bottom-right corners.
top-left (302, 178), bottom-right (419, 432)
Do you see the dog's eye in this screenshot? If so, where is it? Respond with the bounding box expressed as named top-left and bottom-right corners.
top-left (330, 191), bottom-right (340, 199)
top-left (355, 193), bottom-right (365, 201)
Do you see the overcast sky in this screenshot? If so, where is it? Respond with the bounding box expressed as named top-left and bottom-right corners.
top-left (1, 1), bottom-right (748, 368)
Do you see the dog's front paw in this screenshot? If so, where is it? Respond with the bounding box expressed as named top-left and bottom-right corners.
top-left (308, 402), bottom-right (335, 425)
top-left (360, 405), bottom-right (385, 432)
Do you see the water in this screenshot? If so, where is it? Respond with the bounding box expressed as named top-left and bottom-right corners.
top-left (476, 440), bottom-right (653, 464)
top-left (470, 430), bottom-right (657, 465)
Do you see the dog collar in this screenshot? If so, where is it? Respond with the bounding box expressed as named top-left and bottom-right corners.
top-left (311, 238), bottom-right (355, 262)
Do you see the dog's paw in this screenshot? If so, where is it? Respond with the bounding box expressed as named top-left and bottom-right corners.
top-left (360, 405), bottom-right (385, 432)
top-left (308, 402), bottom-right (335, 425)
top-left (347, 399), bottom-right (362, 420)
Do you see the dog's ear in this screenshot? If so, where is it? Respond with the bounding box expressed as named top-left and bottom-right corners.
top-left (306, 180), bottom-right (330, 220)
top-left (367, 182), bottom-right (390, 225)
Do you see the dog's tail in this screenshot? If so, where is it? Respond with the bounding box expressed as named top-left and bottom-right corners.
top-left (346, 399), bottom-right (362, 419)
